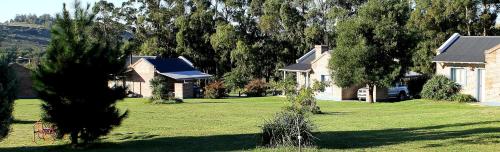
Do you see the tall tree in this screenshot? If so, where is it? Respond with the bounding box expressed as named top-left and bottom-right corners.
top-left (0, 52), bottom-right (17, 141)
top-left (176, 0), bottom-right (219, 75)
top-left (33, 1), bottom-right (128, 146)
top-left (119, 0), bottom-right (183, 56)
top-left (329, 0), bottom-right (412, 103)
top-left (407, 0), bottom-right (499, 75)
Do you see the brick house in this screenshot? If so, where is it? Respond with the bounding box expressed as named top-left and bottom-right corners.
top-left (113, 56), bottom-right (211, 99)
top-left (279, 45), bottom-right (387, 101)
top-left (433, 33), bottom-right (500, 102)
top-left (8, 63), bottom-right (36, 98)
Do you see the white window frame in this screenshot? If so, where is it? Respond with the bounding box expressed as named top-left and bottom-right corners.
top-left (450, 67), bottom-right (467, 86)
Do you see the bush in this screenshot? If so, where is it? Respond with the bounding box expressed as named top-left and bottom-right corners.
top-left (261, 111), bottom-right (316, 147)
top-left (452, 94), bottom-right (478, 103)
top-left (223, 70), bottom-right (249, 97)
top-left (270, 76), bottom-right (297, 95)
top-left (150, 76), bottom-right (172, 101)
top-left (0, 58), bottom-right (17, 140)
top-left (421, 75), bottom-right (461, 101)
top-left (204, 81), bottom-right (226, 99)
top-left (245, 79), bottom-right (268, 97)
top-left (286, 88), bottom-right (322, 114)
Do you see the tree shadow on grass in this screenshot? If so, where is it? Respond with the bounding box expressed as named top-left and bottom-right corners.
top-left (12, 119), bottom-right (37, 124)
top-left (316, 120), bottom-right (500, 149)
top-left (0, 133), bottom-right (260, 152)
top-left (1, 121), bottom-right (499, 152)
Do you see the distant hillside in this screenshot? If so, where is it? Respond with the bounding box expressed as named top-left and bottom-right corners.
top-left (0, 23), bottom-right (50, 52)
top-left (0, 24), bottom-right (49, 64)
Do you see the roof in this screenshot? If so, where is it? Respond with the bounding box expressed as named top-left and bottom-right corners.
top-left (126, 56), bottom-right (156, 66)
top-left (159, 71), bottom-right (212, 80)
top-left (133, 56), bottom-right (212, 80)
top-left (144, 58), bottom-right (197, 73)
top-left (433, 34), bottom-right (500, 63)
top-left (279, 63), bottom-right (311, 72)
top-left (296, 49), bottom-right (316, 63)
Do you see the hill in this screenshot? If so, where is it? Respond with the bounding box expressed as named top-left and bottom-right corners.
top-left (0, 23), bottom-right (50, 63)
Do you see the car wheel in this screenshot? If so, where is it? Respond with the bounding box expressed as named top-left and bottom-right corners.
top-left (399, 92), bottom-right (406, 101)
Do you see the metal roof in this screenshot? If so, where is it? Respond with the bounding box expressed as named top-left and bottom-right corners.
top-left (141, 57), bottom-right (212, 80)
top-left (433, 35), bottom-right (500, 63)
top-left (159, 71), bottom-right (212, 80)
top-left (145, 58), bottom-right (197, 73)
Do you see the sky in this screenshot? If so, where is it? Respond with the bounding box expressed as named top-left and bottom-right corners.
top-left (0, 0), bottom-right (126, 22)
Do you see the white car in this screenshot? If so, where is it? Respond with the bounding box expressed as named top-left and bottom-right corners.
top-left (357, 84), bottom-right (410, 101)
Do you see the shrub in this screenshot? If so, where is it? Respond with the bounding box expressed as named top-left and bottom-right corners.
top-left (149, 76), bottom-right (172, 101)
top-left (421, 75), bottom-right (461, 101)
top-left (312, 80), bottom-right (328, 92)
top-left (223, 70), bottom-right (249, 97)
top-left (245, 79), bottom-right (268, 97)
top-left (452, 94), bottom-right (478, 103)
top-left (204, 81), bottom-right (226, 99)
top-left (0, 57), bottom-right (17, 140)
top-left (287, 88), bottom-right (321, 114)
top-left (261, 111), bottom-right (316, 147)
top-left (270, 76), bottom-right (297, 95)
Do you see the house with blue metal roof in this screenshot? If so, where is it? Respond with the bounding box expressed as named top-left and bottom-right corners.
top-left (120, 56), bottom-right (211, 98)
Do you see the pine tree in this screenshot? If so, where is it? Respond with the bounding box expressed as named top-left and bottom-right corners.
top-left (33, 1), bottom-right (128, 146)
top-left (0, 55), bottom-right (17, 140)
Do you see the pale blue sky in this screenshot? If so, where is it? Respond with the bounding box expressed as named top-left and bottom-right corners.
top-left (0, 0), bottom-right (126, 22)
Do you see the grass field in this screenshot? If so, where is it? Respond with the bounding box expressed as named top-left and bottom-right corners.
top-left (0, 97), bottom-right (499, 152)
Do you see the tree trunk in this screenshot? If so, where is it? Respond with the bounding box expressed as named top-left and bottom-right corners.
top-left (238, 90), bottom-right (241, 97)
top-left (70, 130), bottom-right (79, 147)
top-left (366, 85), bottom-right (374, 103)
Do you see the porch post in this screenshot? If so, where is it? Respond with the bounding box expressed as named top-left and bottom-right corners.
top-left (305, 71), bottom-right (309, 88)
top-left (283, 70), bottom-right (286, 80)
top-left (283, 70), bottom-right (287, 96)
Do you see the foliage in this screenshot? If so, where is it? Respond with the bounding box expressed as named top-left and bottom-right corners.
top-left (408, 0), bottom-right (500, 75)
top-left (452, 94), bottom-right (478, 103)
top-left (0, 56), bottom-right (17, 140)
top-left (406, 76), bottom-right (430, 98)
top-left (245, 79), bottom-right (268, 97)
top-left (9, 14), bottom-right (55, 27)
top-left (204, 81), bottom-right (226, 99)
top-left (286, 88), bottom-right (321, 114)
top-left (270, 75), bottom-right (297, 95)
top-left (149, 76), bottom-right (173, 101)
top-left (312, 80), bottom-right (329, 93)
top-left (261, 110), bottom-right (316, 147)
top-left (223, 68), bottom-right (249, 96)
top-left (421, 75), bottom-right (461, 101)
top-left (329, 0), bottom-right (413, 103)
top-left (32, 2), bottom-right (128, 146)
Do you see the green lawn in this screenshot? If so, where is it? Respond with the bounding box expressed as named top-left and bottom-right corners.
top-left (0, 97), bottom-right (499, 152)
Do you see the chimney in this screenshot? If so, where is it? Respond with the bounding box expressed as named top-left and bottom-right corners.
top-left (314, 45), bottom-right (328, 58)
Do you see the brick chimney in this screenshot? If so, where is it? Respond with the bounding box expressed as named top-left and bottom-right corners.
top-left (315, 45), bottom-right (328, 58)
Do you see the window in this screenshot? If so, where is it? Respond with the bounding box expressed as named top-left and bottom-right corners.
top-left (451, 68), bottom-right (467, 86)
top-left (320, 75), bottom-right (330, 82)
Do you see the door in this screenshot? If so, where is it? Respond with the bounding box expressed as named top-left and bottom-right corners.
top-left (477, 69), bottom-right (485, 102)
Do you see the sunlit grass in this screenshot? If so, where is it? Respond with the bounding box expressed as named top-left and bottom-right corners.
top-left (0, 97), bottom-right (499, 152)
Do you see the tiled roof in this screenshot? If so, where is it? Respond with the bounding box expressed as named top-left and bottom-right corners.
top-left (434, 36), bottom-right (500, 63)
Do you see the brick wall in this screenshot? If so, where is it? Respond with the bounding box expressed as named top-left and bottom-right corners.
top-left (485, 46), bottom-right (500, 102)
